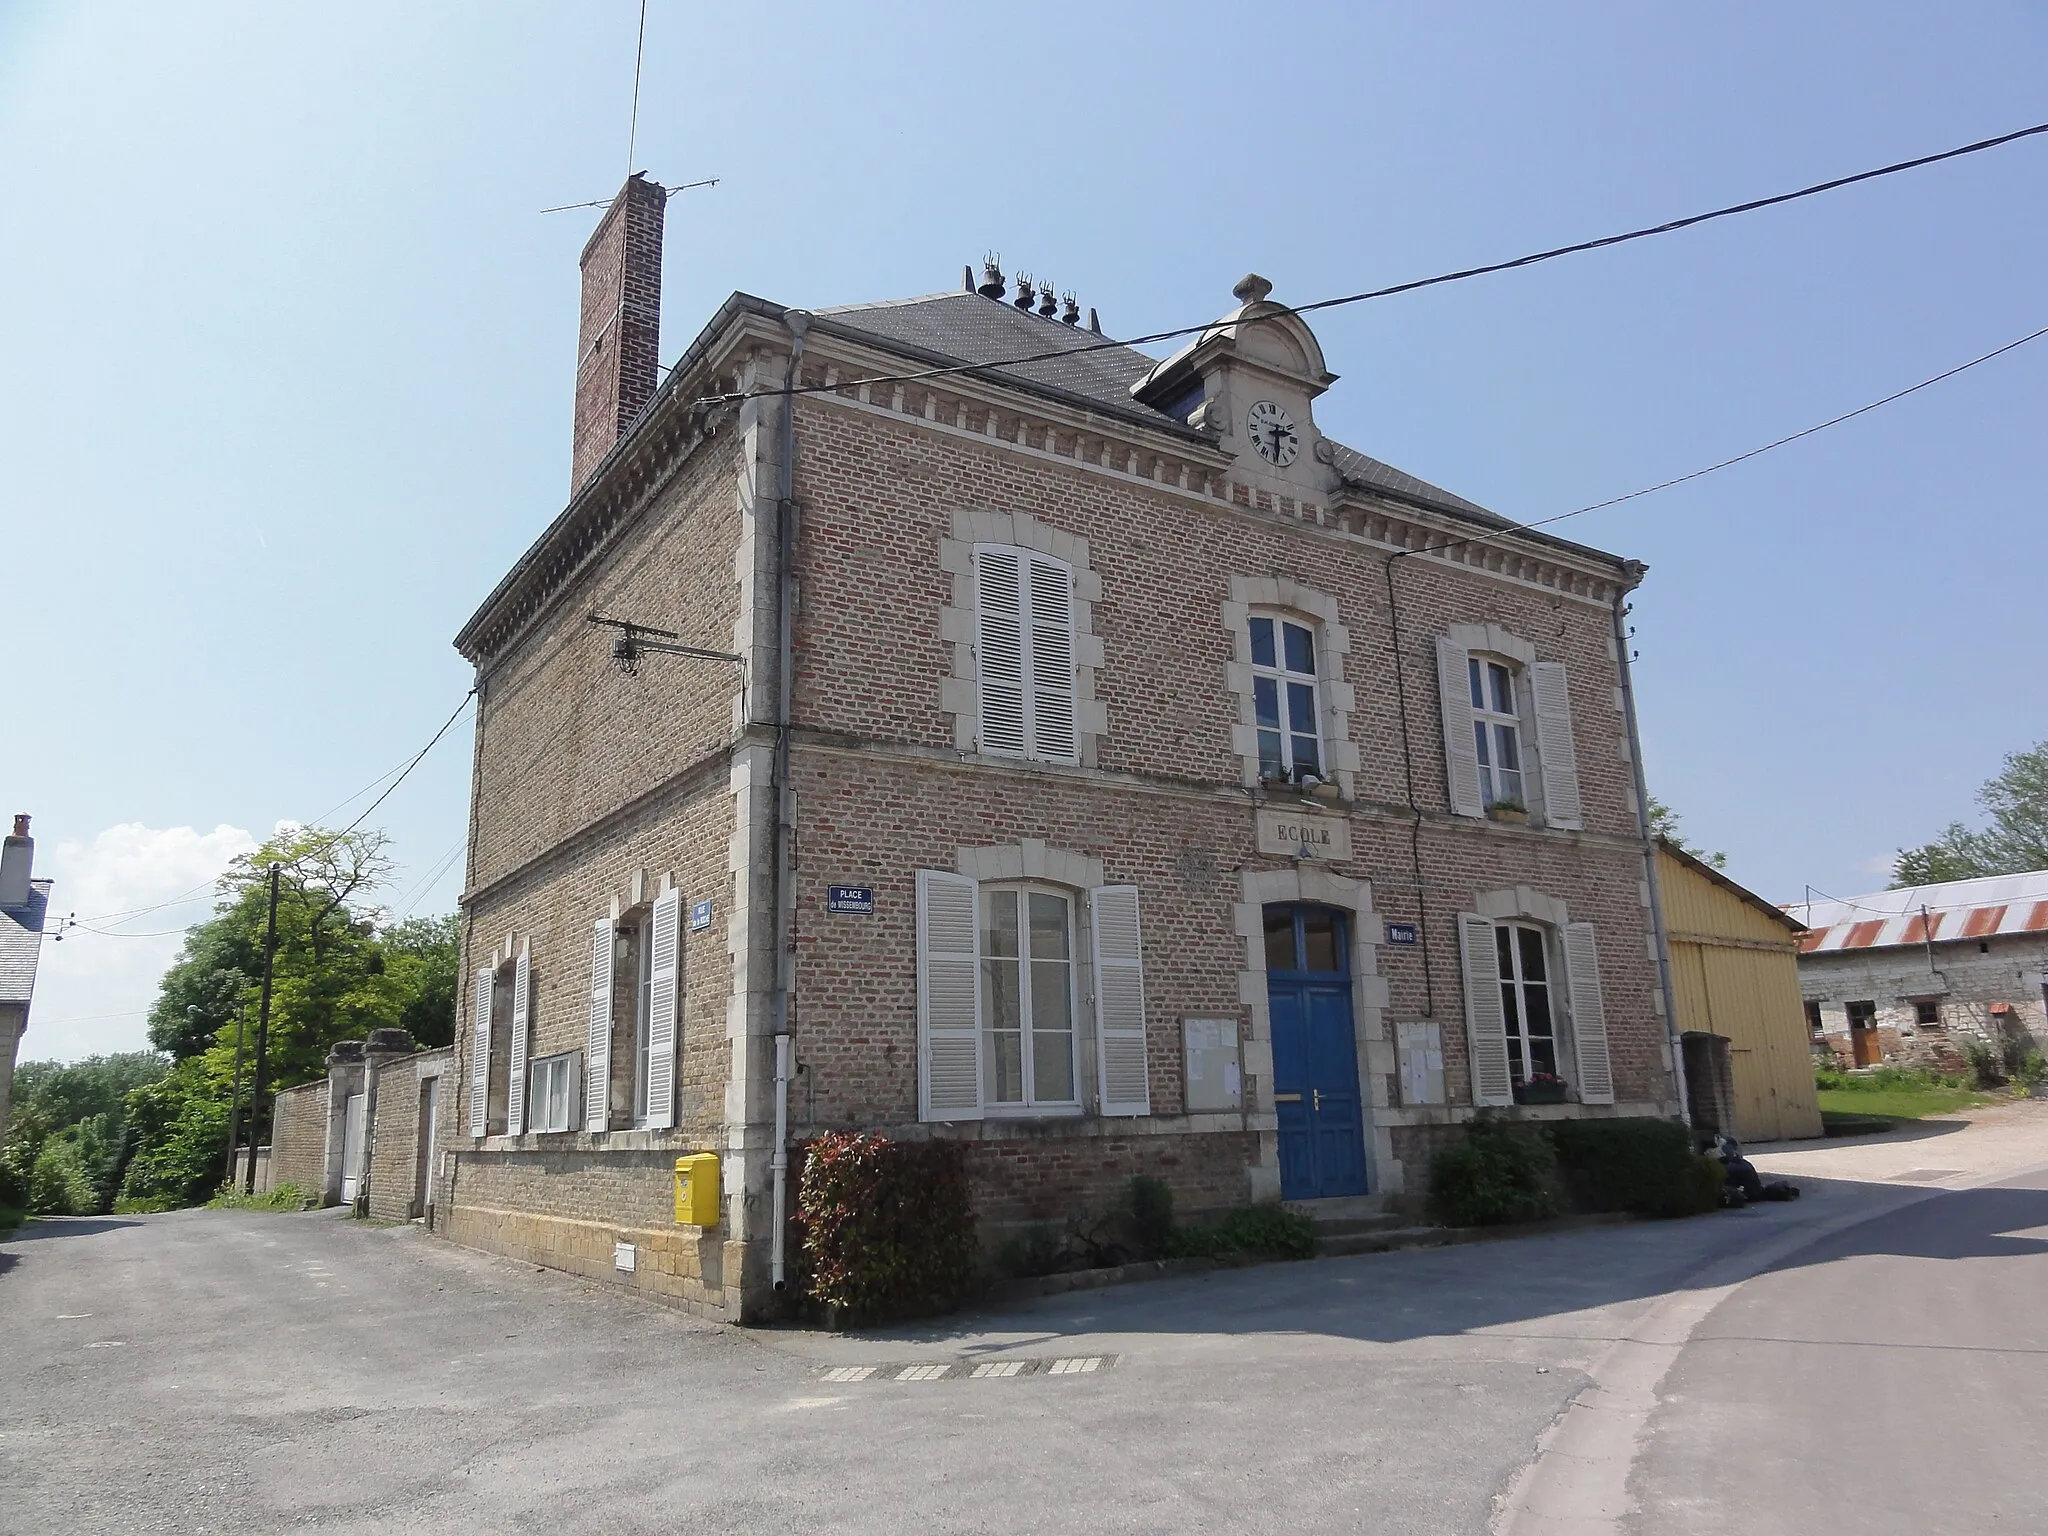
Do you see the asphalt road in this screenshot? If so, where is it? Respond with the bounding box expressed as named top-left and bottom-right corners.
top-left (1627, 1162), bottom-right (2048, 1534)
top-left (0, 1159), bottom-right (2039, 1535)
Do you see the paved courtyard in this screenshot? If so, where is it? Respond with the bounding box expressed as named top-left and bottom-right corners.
top-left (4, 1103), bottom-right (2046, 1534)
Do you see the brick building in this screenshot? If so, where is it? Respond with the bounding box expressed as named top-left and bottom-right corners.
top-left (0, 816), bottom-right (51, 1141)
top-left (1791, 870), bottom-right (2048, 1070)
top-left (443, 179), bottom-right (1683, 1321)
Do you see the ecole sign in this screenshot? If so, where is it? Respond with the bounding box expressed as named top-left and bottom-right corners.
top-left (1253, 807), bottom-right (1352, 862)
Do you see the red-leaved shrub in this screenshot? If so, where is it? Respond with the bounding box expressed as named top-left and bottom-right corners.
top-left (796, 1132), bottom-right (977, 1323)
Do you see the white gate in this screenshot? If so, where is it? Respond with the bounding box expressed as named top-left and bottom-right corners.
top-left (339, 1092), bottom-right (368, 1204)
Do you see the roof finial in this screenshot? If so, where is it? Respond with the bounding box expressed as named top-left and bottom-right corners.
top-left (1013, 273), bottom-right (1036, 311)
top-left (1061, 291), bottom-right (1080, 325)
top-left (1233, 272), bottom-right (1274, 305)
top-left (1087, 306), bottom-right (1101, 334)
top-left (977, 252), bottom-right (1006, 300)
top-left (1037, 281), bottom-right (1059, 318)
top-left (962, 263), bottom-right (975, 294)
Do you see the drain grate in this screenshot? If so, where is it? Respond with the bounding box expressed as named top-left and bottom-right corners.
top-left (816, 1354), bottom-right (1118, 1383)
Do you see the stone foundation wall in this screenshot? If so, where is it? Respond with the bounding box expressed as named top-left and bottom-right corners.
top-left (442, 1204), bottom-right (733, 1321)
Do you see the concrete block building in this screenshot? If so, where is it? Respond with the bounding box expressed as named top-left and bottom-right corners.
top-left (442, 178), bottom-right (1683, 1321)
top-left (1791, 870), bottom-right (2048, 1069)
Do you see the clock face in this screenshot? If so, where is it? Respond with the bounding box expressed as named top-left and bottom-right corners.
top-left (1246, 399), bottom-right (1301, 466)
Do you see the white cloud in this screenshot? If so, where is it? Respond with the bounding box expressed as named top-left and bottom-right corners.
top-left (25, 823), bottom-right (258, 1064)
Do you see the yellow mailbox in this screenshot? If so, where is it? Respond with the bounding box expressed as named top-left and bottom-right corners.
top-left (673, 1153), bottom-right (720, 1227)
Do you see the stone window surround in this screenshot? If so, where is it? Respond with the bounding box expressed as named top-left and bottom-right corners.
top-left (938, 510), bottom-right (1108, 766)
top-left (1470, 883), bottom-right (1586, 1103)
top-left (1444, 621), bottom-right (1554, 825)
top-left (1222, 576), bottom-right (1360, 798)
top-left (1233, 864), bottom-right (1394, 1198)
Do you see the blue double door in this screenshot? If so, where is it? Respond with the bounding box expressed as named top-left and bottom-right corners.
top-left (1266, 904), bottom-right (1368, 1200)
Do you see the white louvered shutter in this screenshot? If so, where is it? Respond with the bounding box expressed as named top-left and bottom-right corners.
top-left (917, 869), bottom-right (983, 1121)
top-left (1090, 884), bottom-right (1151, 1116)
top-left (644, 887), bottom-right (681, 1130)
top-left (1025, 554), bottom-right (1078, 762)
top-left (1529, 661), bottom-right (1584, 830)
top-left (1437, 637), bottom-right (1484, 818)
top-left (1563, 921), bottom-right (1615, 1104)
top-left (975, 549), bottom-right (1028, 757)
top-left (506, 941), bottom-right (532, 1136)
top-left (468, 966), bottom-right (493, 1136)
top-left (585, 918), bottom-right (614, 1132)
top-left (1458, 914), bottom-right (1515, 1107)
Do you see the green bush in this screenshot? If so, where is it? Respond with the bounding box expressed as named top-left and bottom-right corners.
top-left (0, 1104), bottom-right (51, 1211)
top-left (1166, 1203), bottom-right (1317, 1260)
top-left (29, 1140), bottom-right (97, 1216)
top-left (207, 1182), bottom-right (306, 1211)
top-left (1429, 1115), bottom-right (1567, 1227)
top-left (796, 1132), bottom-right (977, 1323)
top-left (2014, 1050), bottom-right (2047, 1094)
top-left (1126, 1175), bottom-right (1176, 1261)
top-left (1546, 1116), bottom-right (1718, 1218)
top-left (112, 1195), bottom-right (173, 1215)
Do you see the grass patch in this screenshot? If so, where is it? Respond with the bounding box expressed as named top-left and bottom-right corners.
top-left (1816, 1086), bottom-right (1988, 1121)
top-left (206, 1182), bottom-right (307, 1211)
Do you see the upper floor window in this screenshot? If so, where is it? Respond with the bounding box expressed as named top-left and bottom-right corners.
top-left (975, 546), bottom-right (1077, 764)
top-left (1250, 614), bottom-right (1321, 783)
top-left (1437, 627), bottom-right (1583, 830)
top-left (582, 886), bottom-right (680, 1134)
top-left (1469, 657), bottom-right (1524, 809)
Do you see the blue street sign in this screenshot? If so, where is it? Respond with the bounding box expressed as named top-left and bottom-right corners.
top-left (1385, 922), bottom-right (1419, 946)
top-left (689, 899), bottom-right (713, 932)
top-left (827, 885), bottom-right (875, 915)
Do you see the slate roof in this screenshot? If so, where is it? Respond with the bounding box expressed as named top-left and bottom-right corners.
top-left (0, 880), bottom-right (51, 1008)
top-left (1785, 869), bottom-right (2048, 955)
top-left (815, 291), bottom-right (1516, 533)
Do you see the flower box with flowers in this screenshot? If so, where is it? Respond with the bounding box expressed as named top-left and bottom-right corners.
top-left (1515, 1073), bottom-right (1569, 1105)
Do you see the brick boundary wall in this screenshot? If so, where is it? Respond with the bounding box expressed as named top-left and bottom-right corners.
top-left (267, 1081), bottom-right (330, 1202)
top-left (366, 1048), bottom-right (453, 1224)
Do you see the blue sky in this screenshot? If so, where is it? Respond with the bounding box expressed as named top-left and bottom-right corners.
top-left (5, 2), bottom-right (2045, 1059)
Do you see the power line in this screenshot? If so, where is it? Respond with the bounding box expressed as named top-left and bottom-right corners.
top-left (1400, 319), bottom-right (2048, 563)
top-left (63, 693), bottom-right (476, 936)
top-left (691, 116), bottom-right (2048, 409)
top-left (540, 178), bottom-right (719, 216)
top-left (626, 0), bottom-right (649, 176)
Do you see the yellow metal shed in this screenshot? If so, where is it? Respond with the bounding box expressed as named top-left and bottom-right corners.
top-left (1657, 839), bottom-right (1823, 1142)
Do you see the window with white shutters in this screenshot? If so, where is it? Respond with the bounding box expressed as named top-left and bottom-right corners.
top-left (527, 1052), bottom-right (580, 1134)
top-left (1528, 661), bottom-right (1583, 830)
top-left (641, 888), bottom-right (681, 1130)
top-left (975, 545), bottom-right (1077, 765)
top-left (1457, 914), bottom-right (1515, 1107)
top-left (1563, 922), bottom-right (1614, 1103)
top-left (506, 942), bottom-right (532, 1136)
top-left (1090, 884), bottom-right (1150, 1116)
top-left (1437, 639), bottom-right (1485, 818)
top-left (585, 918), bottom-right (614, 1133)
top-left (1248, 613), bottom-right (1323, 784)
top-left (468, 966), bottom-right (493, 1137)
top-left (917, 870), bottom-right (984, 1121)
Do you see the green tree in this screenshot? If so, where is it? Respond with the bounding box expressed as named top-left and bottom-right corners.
top-left (1648, 796), bottom-right (1728, 871)
top-left (119, 825), bottom-right (460, 1209)
top-left (1893, 741), bottom-right (2048, 887)
top-left (380, 913), bottom-right (459, 1048)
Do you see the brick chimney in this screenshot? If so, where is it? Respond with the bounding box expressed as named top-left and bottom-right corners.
top-left (571, 174), bottom-right (669, 492)
top-left (1, 814), bottom-right (32, 910)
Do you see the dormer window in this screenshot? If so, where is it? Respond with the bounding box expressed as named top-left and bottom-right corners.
top-left (1250, 613), bottom-right (1321, 783)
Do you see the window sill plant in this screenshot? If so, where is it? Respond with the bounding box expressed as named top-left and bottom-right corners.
top-left (1487, 800), bottom-right (1529, 825)
top-left (1515, 1072), bottom-right (1569, 1105)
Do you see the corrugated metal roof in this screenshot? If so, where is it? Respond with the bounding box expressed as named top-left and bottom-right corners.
top-left (0, 880), bottom-right (51, 1006)
top-left (1786, 869), bottom-right (2048, 954)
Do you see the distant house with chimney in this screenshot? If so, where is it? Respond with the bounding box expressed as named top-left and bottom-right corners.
top-left (438, 175), bottom-right (1682, 1321)
top-left (1, 816), bottom-right (52, 1138)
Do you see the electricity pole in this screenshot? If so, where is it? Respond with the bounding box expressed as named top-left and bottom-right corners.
top-left (243, 862), bottom-right (282, 1195)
